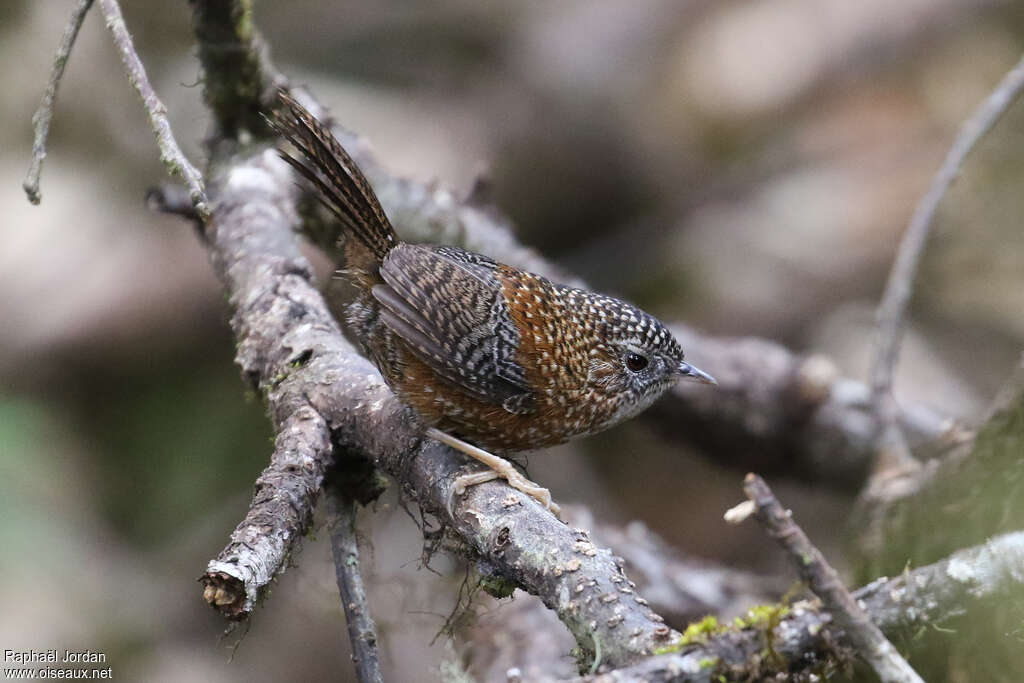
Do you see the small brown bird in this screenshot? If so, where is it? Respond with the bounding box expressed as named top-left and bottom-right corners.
top-left (270, 92), bottom-right (715, 513)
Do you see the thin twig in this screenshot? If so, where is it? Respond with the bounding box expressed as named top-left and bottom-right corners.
top-left (871, 53), bottom-right (1024, 397)
top-left (868, 54), bottom-right (1024, 460)
top-left (328, 487), bottom-right (383, 683)
top-left (23, 0), bottom-right (95, 205)
top-left (743, 474), bottom-right (923, 683)
top-left (96, 0), bottom-right (210, 220)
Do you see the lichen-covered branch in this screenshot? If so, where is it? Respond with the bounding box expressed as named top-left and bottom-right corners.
top-left (573, 531), bottom-right (1024, 683)
top-left (198, 148), bottom-right (335, 618)
top-left (188, 0), bottom-right (280, 137)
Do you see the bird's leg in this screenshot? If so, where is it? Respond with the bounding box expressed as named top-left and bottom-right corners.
top-left (425, 428), bottom-right (561, 517)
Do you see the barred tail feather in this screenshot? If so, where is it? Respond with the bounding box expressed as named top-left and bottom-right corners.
top-left (268, 90), bottom-right (397, 262)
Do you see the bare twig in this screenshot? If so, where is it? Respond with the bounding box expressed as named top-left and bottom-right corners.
top-left (23, 0), bottom-right (95, 205)
top-left (96, 0), bottom-right (210, 219)
top-left (870, 52), bottom-right (1024, 398)
top-left (743, 474), bottom-right (923, 683)
top-left (327, 487), bottom-right (383, 683)
top-left (867, 53), bottom-right (1024, 474)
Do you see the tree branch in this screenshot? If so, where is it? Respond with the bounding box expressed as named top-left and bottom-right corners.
top-left (464, 506), bottom-right (781, 681)
top-left (650, 332), bottom-right (957, 492)
top-left (196, 146), bottom-right (335, 619)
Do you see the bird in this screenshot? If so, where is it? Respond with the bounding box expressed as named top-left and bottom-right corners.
top-left (268, 91), bottom-right (716, 515)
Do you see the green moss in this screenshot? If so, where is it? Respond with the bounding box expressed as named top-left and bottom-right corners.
top-left (234, 0), bottom-right (254, 42)
top-left (698, 656), bottom-right (720, 670)
top-left (736, 603), bottom-right (792, 669)
top-left (733, 603), bottom-right (791, 629)
top-left (655, 604), bottom-right (796, 657)
top-left (654, 615), bottom-right (727, 654)
top-left (477, 572), bottom-right (516, 599)
top-left (684, 615), bottom-right (726, 642)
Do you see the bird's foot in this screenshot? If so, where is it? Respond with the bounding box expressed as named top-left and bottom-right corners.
top-left (426, 428), bottom-right (562, 518)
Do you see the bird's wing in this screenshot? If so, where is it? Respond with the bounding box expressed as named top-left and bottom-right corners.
top-left (373, 244), bottom-right (534, 414)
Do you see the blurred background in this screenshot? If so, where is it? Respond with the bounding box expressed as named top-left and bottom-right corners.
top-left (3, 0), bottom-right (1024, 680)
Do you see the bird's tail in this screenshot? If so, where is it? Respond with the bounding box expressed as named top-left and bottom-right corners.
top-left (268, 90), bottom-right (397, 262)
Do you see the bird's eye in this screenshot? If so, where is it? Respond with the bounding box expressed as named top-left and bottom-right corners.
top-left (625, 352), bottom-right (649, 372)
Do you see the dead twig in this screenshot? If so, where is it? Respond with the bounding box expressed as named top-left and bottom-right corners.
top-left (23, 0), bottom-right (95, 205)
top-left (96, 0), bottom-right (210, 218)
top-left (327, 487), bottom-right (383, 683)
top-left (741, 474), bottom-right (923, 683)
top-left (867, 53), bottom-right (1024, 477)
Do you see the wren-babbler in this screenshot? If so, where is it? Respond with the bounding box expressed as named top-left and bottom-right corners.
top-left (270, 91), bottom-right (716, 514)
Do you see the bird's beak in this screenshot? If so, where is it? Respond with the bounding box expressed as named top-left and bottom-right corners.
top-left (677, 361), bottom-right (717, 385)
